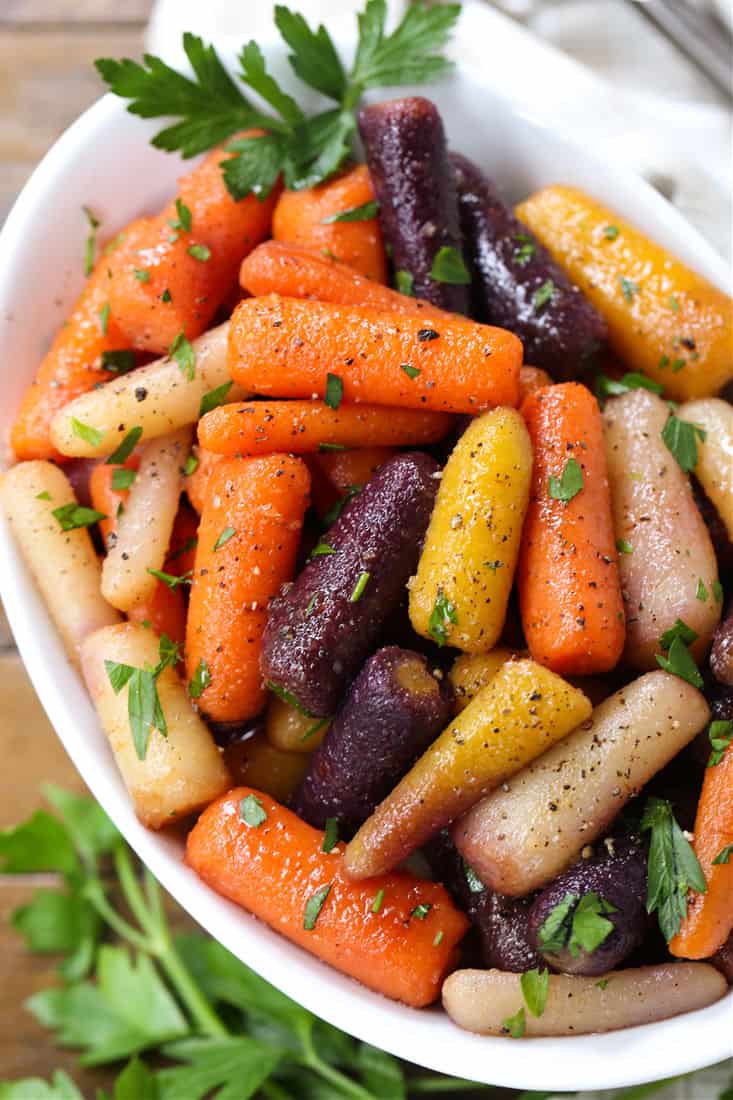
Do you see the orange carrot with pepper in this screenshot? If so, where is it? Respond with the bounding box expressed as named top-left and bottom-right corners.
top-left (518, 382), bottom-right (625, 675)
top-left (108, 140), bottom-right (278, 354)
top-left (198, 400), bottom-right (452, 456)
top-left (519, 365), bottom-right (552, 402)
top-left (316, 446), bottom-right (396, 496)
top-left (272, 165), bottom-right (386, 283)
top-left (670, 740), bottom-right (733, 960)
top-left (227, 295), bottom-right (522, 414)
top-left (10, 220), bottom-right (149, 462)
top-left (186, 787), bottom-right (469, 1007)
top-left (185, 454), bottom-right (310, 723)
top-left (183, 447), bottom-right (223, 514)
top-left (239, 241), bottom-right (449, 320)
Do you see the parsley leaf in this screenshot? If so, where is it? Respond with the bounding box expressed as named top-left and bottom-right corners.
top-left (52, 504), bottom-right (106, 532)
top-left (619, 275), bottom-right (639, 301)
top-left (708, 719), bottom-right (733, 767)
top-left (170, 330), bottom-right (196, 380)
top-left (532, 279), bottom-right (554, 312)
top-left (12, 888), bottom-right (100, 983)
top-left (99, 302), bottom-right (111, 335)
top-left (322, 818), bottom-right (339, 853)
top-left (156, 1036), bottom-right (280, 1100)
top-left (603, 224), bottom-right (619, 240)
top-left (107, 427), bottom-right (143, 465)
top-left (240, 794), bottom-right (267, 828)
top-left (659, 618), bottom-right (698, 651)
top-left (126, 668), bottom-right (168, 760)
top-left (274, 6), bottom-right (347, 100)
top-left (502, 1007), bottom-right (526, 1038)
top-left (537, 892), bottom-right (615, 959)
top-left (310, 539), bottom-right (336, 558)
top-left (101, 350), bottom-right (136, 376)
top-left (394, 270), bottom-right (414, 296)
top-left (350, 0), bottom-right (460, 89)
top-left (0, 1070), bottom-right (84, 1099)
top-left (400, 362), bottom-right (420, 379)
top-left (537, 893), bottom-right (577, 954)
top-left (146, 567), bottom-right (192, 592)
top-left (548, 457), bottom-right (583, 503)
top-left (111, 468), bottom-right (136, 491)
top-left (71, 418), bottom-right (105, 448)
top-left (662, 415), bottom-right (705, 473)
top-left (199, 380), bottom-right (233, 418)
top-left (213, 527), bottom-right (236, 551)
top-left (324, 372), bottom-right (344, 410)
top-left (713, 844), bottom-right (733, 866)
top-left (514, 233), bottom-right (535, 265)
top-left (321, 200), bottom-right (379, 224)
top-left (187, 244), bottom-right (210, 262)
top-left (655, 636), bottom-right (703, 688)
top-left (303, 883), bottom-right (332, 930)
top-left (641, 796), bottom-right (707, 942)
top-left (428, 587), bottom-right (457, 646)
top-left (520, 967), bottom-right (549, 1018)
top-left (188, 658), bottom-right (212, 700)
top-left (429, 246), bottom-right (470, 285)
top-left (349, 571), bottom-right (370, 602)
top-left (595, 372), bottom-right (663, 400)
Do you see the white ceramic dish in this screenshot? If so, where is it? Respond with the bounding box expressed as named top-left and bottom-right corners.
top-left (0, 24), bottom-right (731, 1094)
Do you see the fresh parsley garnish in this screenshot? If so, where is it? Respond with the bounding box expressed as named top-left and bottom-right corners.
top-left (199, 380), bottom-right (233, 418)
top-left (35, 491), bottom-right (52, 501)
top-left (105, 635), bottom-right (181, 759)
top-left (641, 796), bottom-right (707, 942)
top-left (266, 680), bottom-right (314, 717)
top-left (712, 579), bottom-right (723, 603)
top-left (502, 1007), bottom-right (526, 1038)
top-left (695, 578), bottom-right (708, 602)
top-left (394, 269), bottom-right (414, 296)
top-left (594, 372), bottom-right (663, 401)
top-left (537, 892), bottom-right (616, 958)
top-left (111, 467), bottom-right (137, 491)
top-left (82, 206), bottom-right (99, 276)
top-left (411, 903), bottom-right (432, 920)
top-left (514, 233), bottom-right (535, 265)
top-left (714, 844), bottom-right (733, 866)
top-left (349, 571), bottom-right (370, 603)
top-left (603, 224), bottom-right (619, 240)
top-left (170, 198), bottom-right (192, 233)
top-left (371, 888), bottom-right (385, 913)
top-left (147, 567), bottom-right (192, 591)
top-left (188, 658), bottom-right (212, 699)
top-left (240, 793), bottom-right (267, 827)
top-left (520, 967), bottom-right (549, 1018)
top-left (99, 301), bottom-right (110, 335)
top-left (532, 279), bottom-right (554, 312)
top-left (133, 267), bottom-right (150, 282)
top-left (96, 2), bottom-right (460, 200)
top-left (321, 200), bottom-right (379, 223)
top-left (100, 349), bottom-right (136, 375)
top-left (183, 452), bottom-right (199, 476)
top-left (429, 245), bottom-right (470, 285)
top-left (428, 587), bottom-right (457, 646)
top-left (71, 418), bottom-right (105, 448)
top-left (322, 818), bottom-right (339, 853)
top-left (324, 372), bottom-right (344, 410)
top-left (400, 362), bottom-right (421, 379)
top-left (310, 539), bottom-right (336, 558)
top-left (616, 538), bottom-right (633, 554)
top-left (303, 883), bottom-right (332, 931)
top-left (708, 720), bottom-right (733, 767)
top-left (619, 275), bottom-right (639, 302)
top-left (463, 860), bottom-right (485, 894)
top-left (187, 243), bottom-right (211, 262)
top-left (659, 618), bottom-right (698, 651)
top-left (322, 484), bottom-right (361, 526)
top-left (548, 457), bottom-right (583, 503)
top-left (52, 503), bottom-right (106, 532)
top-left (213, 526), bottom-right (236, 551)
top-left (107, 426), bottom-right (142, 464)
top-left (169, 330), bottom-right (196, 380)
top-left (655, 636), bottom-right (703, 688)
top-left (662, 415), bottom-right (705, 473)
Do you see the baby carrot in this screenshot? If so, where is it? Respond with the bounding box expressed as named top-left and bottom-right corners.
top-left (186, 787), bottom-right (469, 1007)
top-left (519, 364), bottom-right (552, 402)
top-left (272, 165), bottom-right (386, 283)
top-left (227, 295), bottom-right (522, 414)
top-left (108, 140), bottom-right (278, 354)
top-left (515, 185), bottom-right (733, 400)
top-left (89, 458), bottom-right (187, 645)
top-left (10, 220), bottom-right (149, 462)
top-left (166, 500), bottom-right (199, 576)
top-left (518, 382), bottom-right (625, 675)
top-left (670, 741), bottom-right (733, 960)
top-left (239, 241), bottom-right (448, 321)
top-left (315, 446), bottom-right (396, 496)
top-left (198, 400), bottom-right (452, 457)
top-left (185, 454), bottom-right (310, 723)
top-left (184, 447), bottom-right (223, 514)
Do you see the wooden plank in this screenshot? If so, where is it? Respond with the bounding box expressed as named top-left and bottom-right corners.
top-left (2, 0), bottom-right (152, 24)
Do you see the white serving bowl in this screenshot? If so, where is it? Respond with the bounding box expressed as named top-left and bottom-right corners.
top-left (0, 20), bottom-right (731, 1094)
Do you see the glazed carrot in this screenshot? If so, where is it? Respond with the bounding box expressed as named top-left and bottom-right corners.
top-left (10, 219), bottom-right (149, 462)
top-left (89, 457), bottom-right (188, 645)
top-left (198, 400), bottom-right (452, 457)
top-left (515, 185), bottom-right (733, 400)
top-left (240, 241), bottom-right (448, 320)
top-left (108, 140), bottom-right (278, 354)
top-left (186, 787), bottom-right (469, 1007)
top-left (315, 445), bottom-right (396, 495)
top-left (518, 383), bottom-right (625, 675)
top-left (184, 446), bottom-right (223, 514)
top-left (518, 364), bottom-right (552, 402)
top-left (88, 455), bottom-right (140, 543)
top-left (185, 454), bottom-right (310, 723)
top-left (227, 296), bottom-right (522, 414)
top-left (670, 742), bottom-right (733, 960)
top-left (272, 165), bottom-right (387, 283)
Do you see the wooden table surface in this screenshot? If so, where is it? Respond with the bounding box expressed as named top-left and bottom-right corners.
top-left (0, 3), bottom-right (157, 1090)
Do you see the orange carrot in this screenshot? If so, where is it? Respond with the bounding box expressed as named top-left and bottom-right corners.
top-left (184, 446), bottom-right (223, 514)
top-left (519, 364), bottom-right (552, 402)
top-left (316, 445), bottom-right (396, 495)
top-left (10, 220), bottom-right (150, 462)
top-left (89, 458), bottom-right (188, 644)
top-left (198, 400), bottom-right (452, 457)
top-left (88, 455), bottom-right (140, 543)
top-left (166, 500), bottom-right (199, 576)
top-left (240, 241), bottom-right (449, 320)
top-left (185, 454), bottom-right (310, 723)
top-left (272, 165), bottom-right (386, 283)
top-left (108, 140), bottom-right (278, 354)
top-left (186, 787), bottom-right (469, 1007)
top-left (518, 382), bottom-right (625, 675)
top-left (670, 742), bottom-right (733, 959)
top-left (227, 295), bottom-right (522, 415)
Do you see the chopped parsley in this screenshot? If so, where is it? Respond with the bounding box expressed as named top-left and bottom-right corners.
top-left (655, 636), bottom-right (703, 688)
top-left (619, 275), bottom-right (639, 302)
top-left (537, 892), bottom-right (616, 958)
top-left (322, 818), bottom-right (339, 853)
top-left (394, 270), bottom-right (414, 296)
top-left (696, 579), bottom-right (708, 602)
top-left (52, 503), bottom-right (106, 532)
top-left (602, 225), bottom-right (619, 240)
top-left (371, 888), bottom-right (385, 914)
top-left (429, 246), bottom-right (470, 285)
top-left (170, 198), bottom-right (192, 233)
top-left (514, 233), bottom-right (535, 265)
top-left (183, 453), bottom-right (199, 476)
top-left (502, 1008), bottom-right (526, 1038)
top-left (107, 426), bottom-right (143, 465)
top-left (111, 468), bottom-right (137, 491)
top-left (400, 362), bottom-right (421, 379)
top-left (594, 372), bottom-right (663, 400)
top-left (520, 967), bottom-right (549, 1018)
top-left (532, 279), bottom-right (554, 312)
top-left (310, 539), bottom-right (336, 558)
top-left (662, 415), bottom-right (705, 473)
top-left (187, 243), bottom-right (211, 262)
top-left (35, 491), bottom-right (52, 501)
top-left (616, 538), bottom-right (633, 555)
top-left (708, 720), bottom-right (733, 767)
top-left (170, 330), bottom-right (196, 381)
top-left (463, 861), bottom-right (485, 893)
top-left (146, 567), bottom-right (192, 591)
top-left (548, 457), bottom-right (583, 503)
top-left (303, 884), bottom-right (332, 931)
top-left (188, 658), bottom-right (212, 699)
top-left (99, 301), bottom-right (111, 335)
top-left (101, 349), bottom-right (136, 376)
top-left (411, 903), bottom-right (432, 920)
top-left (133, 268), bottom-right (150, 283)
top-left (324, 372), bottom-right (344, 410)
top-left (713, 844), bottom-right (733, 866)
top-left (213, 526), bottom-right (236, 551)
top-left (659, 618), bottom-right (698, 651)
top-left (240, 793), bottom-right (267, 827)
top-left (71, 418), bottom-right (105, 448)
top-left (199, 380), bottom-right (233, 418)
top-left (321, 200), bottom-right (379, 223)
top-left (349, 571), bottom-right (370, 603)
top-left (428, 587), bottom-right (457, 646)
top-left (104, 634), bottom-right (180, 759)
top-left (642, 796), bottom-right (707, 942)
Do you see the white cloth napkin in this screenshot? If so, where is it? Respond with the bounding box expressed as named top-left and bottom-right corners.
top-left (146, 1), bottom-right (733, 1094)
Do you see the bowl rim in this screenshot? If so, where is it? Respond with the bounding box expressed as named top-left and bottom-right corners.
top-left (1, 50), bottom-right (732, 1094)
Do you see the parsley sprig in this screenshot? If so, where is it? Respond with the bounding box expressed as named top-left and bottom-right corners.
top-left (0, 789), bottom-right (493, 1098)
top-left (642, 797), bottom-right (707, 943)
top-left (96, 1), bottom-right (460, 201)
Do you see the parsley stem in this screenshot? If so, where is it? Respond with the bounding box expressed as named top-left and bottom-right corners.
top-left (82, 878), bottom-right (152, 953)
top-left (156, 938), bottom-right (229, 1039)
top-left (113, 841), bottom-right (159, 938)
top-left (300, 1032), bottom-right (377, 1100)
top-left (409, 1077), bottom-right (496, 1092)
